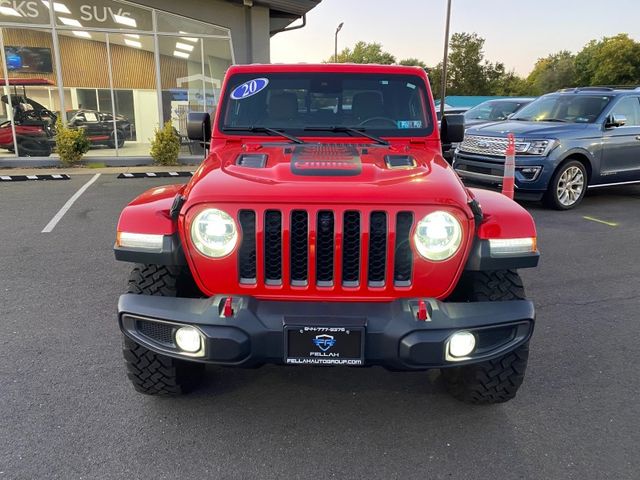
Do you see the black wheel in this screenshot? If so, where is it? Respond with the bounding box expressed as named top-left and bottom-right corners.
top-left (544, 160), bottom-right (587, 210)
top-left (122, 264), bottom-right (204, 396)
top-left (16, 138), bottom-right (52, 157)
top-left (442, 270), bottom-right (530, 404)
top-left (107, 129), bottom-right (125, 149)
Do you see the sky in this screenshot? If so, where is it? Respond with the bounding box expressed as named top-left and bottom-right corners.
top-left (270, 0), bottom-right (640, 76)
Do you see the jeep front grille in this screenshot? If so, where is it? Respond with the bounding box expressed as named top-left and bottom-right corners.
top-left (237, 208), bottom-right (414, 290)
top-left (459, 135), bottom-right (530, 157)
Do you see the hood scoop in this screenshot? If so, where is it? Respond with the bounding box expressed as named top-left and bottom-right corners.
top-left (290, 144), bottom-right (362, 176)
top-left (385, 155), bottom-right (416, 169)
top-left (236, 153), bottom-right (267, 168)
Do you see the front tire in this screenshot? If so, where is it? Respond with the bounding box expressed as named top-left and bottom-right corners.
top-left (16, 138), bottom-right (52, 157)
top-left (441, 342), bottom-right (529, 405)
top-left (442, 270), bottom-right (530, 404)
top-left (123, 336), bottom-right (204, 395)
top-left (122, 264), bottom-right (204, 396)
top-left (544, 160), bottom-right (587, 210)
top-left (108, 129), bottom-right (125, 148)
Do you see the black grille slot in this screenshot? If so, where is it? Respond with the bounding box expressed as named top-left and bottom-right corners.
top-left (316, 211), bottom-right (335, 286)
top-left (238, 210), bottom-right (256, 283)
top-left (264, 210), bottom-right (282, 284)
top-left (394, 212), bottom-right (414, 286)
top-left (290, 210), bottom-right (308, 285)
top-left (368, 211), bottom-right (387, 286)
top-left (385, 155), bottom-right (416, 169)
top-left (136, 320), bottom-right (174, 346)
top-left (342, 211), bottom-right (361, 286)
top-left (236, 153), bottom-right (267, 168)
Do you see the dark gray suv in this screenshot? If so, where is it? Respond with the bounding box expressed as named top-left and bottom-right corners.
top-left (453, 87), bottom-right (640, 209)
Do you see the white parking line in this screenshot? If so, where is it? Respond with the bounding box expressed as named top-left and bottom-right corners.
top-left (41, 174), bottom-right (101, 233)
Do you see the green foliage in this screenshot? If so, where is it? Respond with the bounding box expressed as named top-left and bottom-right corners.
top-left (493, 71), bottom-right (530, 96)
top-left (526, 51), bottom-right (577, 95)
top-left (150, 121), bottom-right (181, 166)
top-left (428, 63), bottom-right (443, 99)
top-left (399, 57), bottom-right (427, 69)
top-left (574, 34), bottom-right (640, 86)
top-left (331, 41), bottom-right (396, 64)
top-left (447, 33), bottom-right (493, 95)
top-left (55, 118), bottom-right (91, 167)
top-left (326, 33), bottom-right (640, 101)
top-left (436, 33), bottom-right (520, 97)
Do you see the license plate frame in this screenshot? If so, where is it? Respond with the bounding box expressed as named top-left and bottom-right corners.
top-left (284, 325), bottom-right (365, 366)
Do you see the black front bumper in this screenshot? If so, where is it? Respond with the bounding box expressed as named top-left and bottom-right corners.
top-left (118, 294), bottom-right (534, 370)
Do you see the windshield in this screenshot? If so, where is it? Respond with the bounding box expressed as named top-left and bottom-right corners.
top-left (511, 94), bottom-right (612, 123)
top-left (220, 73), bottom-right (433, 137)
top-left (465, 100), bottom-right (530, 121)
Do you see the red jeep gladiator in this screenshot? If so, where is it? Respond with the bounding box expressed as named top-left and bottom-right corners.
top-left (115, 64), bottom-right (539, 404)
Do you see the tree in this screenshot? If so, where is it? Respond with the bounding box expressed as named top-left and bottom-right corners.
top-left (446, 33), bottom-right (489, 95)
top-left (493, 71), bottom-right (530, 96)
top-left (428, 63), bottom-right (443, 98)
top-left (442, 32), bottom-right (521, 96)
top-left (575, 34), bottom-right (640, 86)
top-left (527, 50), bottom-right (577, 95)
top-left (399, 58), bottom-right (427, 68)
top-left (331, 41), bottom-right (396, 64)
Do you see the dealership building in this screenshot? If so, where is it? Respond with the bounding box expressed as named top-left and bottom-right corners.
top-left (0, 0), bottom-right (320, 163)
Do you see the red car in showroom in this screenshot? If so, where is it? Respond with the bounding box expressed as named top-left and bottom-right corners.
top-left (114, 63), bottom-right (539, 404)
top-left (0, 78), bottom-right (56, 156)
top-left (0, 78), bottom-right (130, 156)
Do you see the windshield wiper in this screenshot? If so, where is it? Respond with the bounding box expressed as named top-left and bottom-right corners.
top-left (303, 126), bottom-right (389, 146)
top-left (538, 118), bottom-right (568, 123)
top-left (512, 117), bottom-right (569, 123)
top-left (222, 126), bottom-right (304, 144)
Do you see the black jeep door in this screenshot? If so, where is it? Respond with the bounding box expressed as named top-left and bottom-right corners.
top-left (601, 96), bottom-right (640, 182)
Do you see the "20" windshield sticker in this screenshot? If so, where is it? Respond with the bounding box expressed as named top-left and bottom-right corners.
top-left (230, 78), bottom-right (269, 100)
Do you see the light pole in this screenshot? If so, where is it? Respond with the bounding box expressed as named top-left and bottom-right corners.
top-left (439, 0), bottom-right (452, 120)
top-left (334, 22), bottom-right (344, 62)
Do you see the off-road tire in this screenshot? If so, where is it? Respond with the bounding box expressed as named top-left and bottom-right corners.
top-left (447, 269), bottom-right (525, 302)
top-left (442, 270), bottom-right (529, 404)
top-left (122, 264), bottom-right (204, 395)
top-left (127, 264), bottom-right (201, 298)
top-left (122, 336), bottom-right (204, 395)
top-left (543, 160), bottom-right (587, 210)
top-left (441, 342), bottom-right (529, 404)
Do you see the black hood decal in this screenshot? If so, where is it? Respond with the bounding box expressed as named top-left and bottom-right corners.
top-left (290, 144), bottom-right (362, 176)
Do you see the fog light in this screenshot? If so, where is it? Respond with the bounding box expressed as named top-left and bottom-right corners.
top-left (448, 331), bottom-right (476, 358)
top-left (174, 326), bottom-right (202, 353)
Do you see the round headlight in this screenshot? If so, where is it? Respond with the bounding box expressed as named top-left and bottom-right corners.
top-left (191, 208), bottom-right (238, 258)
top-left (413, 211), bottom-right (462, 261)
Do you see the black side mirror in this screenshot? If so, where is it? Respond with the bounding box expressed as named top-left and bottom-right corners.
top-left (187, 112), bottom-right (212, 143)
top-left (441, 113), bottom-right (465, 144)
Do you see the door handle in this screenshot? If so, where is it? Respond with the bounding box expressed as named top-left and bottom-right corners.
top-left (636, 136), bottom-right (640, 141)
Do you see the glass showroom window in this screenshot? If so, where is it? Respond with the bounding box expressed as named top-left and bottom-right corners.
top-left (156, 11), bottom-right (233, 158)
top-left (0, 27), bottom-right (59, 158)
top-left (0, 0), bottom-right (233, 161)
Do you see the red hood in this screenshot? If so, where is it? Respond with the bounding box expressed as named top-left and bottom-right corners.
top-left (183, 141), bottom-right (471, 211)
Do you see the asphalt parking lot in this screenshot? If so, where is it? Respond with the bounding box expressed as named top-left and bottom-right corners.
top-left (1, 174), bottom-right (639, 480)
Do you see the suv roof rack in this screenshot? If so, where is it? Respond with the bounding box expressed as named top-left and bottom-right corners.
top-left (557, 85), bottom-right (640, 93)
